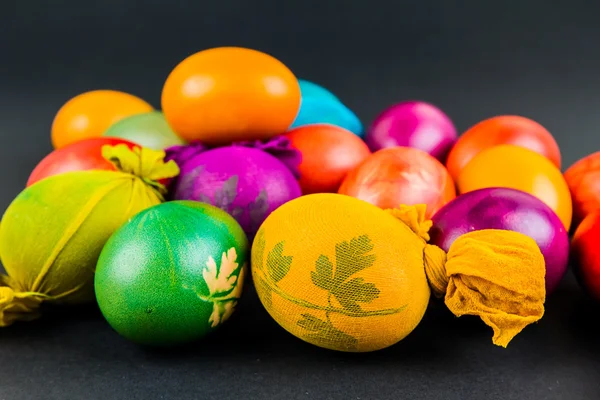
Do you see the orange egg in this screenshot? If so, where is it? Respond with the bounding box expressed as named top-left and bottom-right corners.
top-left (161, 47), bottom-right (301, 146)
top-left (285, 124), bottom-right (371, 194)
top-left (457, 144), bottom-right (572, 230)
top-left (446, 115), bottom-right (561, 181)
top-left (338, 146), bottom-right (456, 219)
top-left (51, 90), bottom-right (153, 149)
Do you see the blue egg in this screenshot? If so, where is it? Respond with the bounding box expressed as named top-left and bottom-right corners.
top-left (291, 96), bottom-right (364, 137)
top-left (298, 79), bottom-right (341, 103)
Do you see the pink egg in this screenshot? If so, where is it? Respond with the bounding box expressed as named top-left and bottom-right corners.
top-left (365, 101), bottom-right (457, 163)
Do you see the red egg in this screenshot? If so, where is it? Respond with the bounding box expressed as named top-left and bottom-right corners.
top-left (285, 124), bottom-right (371, 194)
top-left (564, 151), bottom-right (600, 227)
top-left (27, 137), bottom-right (138, 187)
top-left (338, 146), bottom-right (456, 218)
top-left (571, 211), bottom-right (600, 301)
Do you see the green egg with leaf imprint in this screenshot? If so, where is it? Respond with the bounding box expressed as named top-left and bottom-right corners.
top-left (94, 200), bottom-right (249, 346)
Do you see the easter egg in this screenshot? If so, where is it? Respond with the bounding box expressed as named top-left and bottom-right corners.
top-left (457, 144), bottom-right (572, 230)
top-left (429, 188), bottom-right (569, 294)
top-left (27, 137), bottom-right (138, 187)
top-left (338, 147), bottom-right (456, 219)
top-left (446, 115), bottom-right (561, 180)
top-left (161, 47), bottom-right (301, 145)
top-left (95, 201), bottom-right (248, 346)
top-left (290, 98), bottom-right (363, 136)
top-left (251, 193), bottom-right (431, 352)
top-left (290, 81), bottom-right (363, 136)
top-left (0, 146), bottom-right (178, 326)
top-left (297, 79), bottom-right (340, 102)
top-left (285, 124), bottom-right (371, 194)
top-left (51, 90), bottom-right (153, 149)
top-left (166, 143), bottom-right (301, 240)
top-left (571, 211), bottom-right (600, 301)
top-left (102, 111), bottom-right (186, 150)
top-left (564, 151), bottom-right (600, 227)
top-left (364, 101), bottom-right (457, 162)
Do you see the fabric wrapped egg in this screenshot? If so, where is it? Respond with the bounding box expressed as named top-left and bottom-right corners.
top-left (252, 193), bottom-right (546, 352)
top-left (429, 187), bottom-right (569, 294)
top-left (0, 145), bottom-right (179, 326)
top-left (165, 136), bottom-right (302, 240)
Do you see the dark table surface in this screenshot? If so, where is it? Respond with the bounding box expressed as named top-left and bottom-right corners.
top-left (1, 1), bottom-right (600, 399)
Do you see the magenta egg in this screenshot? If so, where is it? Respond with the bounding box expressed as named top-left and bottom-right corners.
top-left (365, 101), bottom-right (457, 162)
top-left (165, 137), bottom-right (302, 240)
top-left (429, 187), bottom-right (569, 294)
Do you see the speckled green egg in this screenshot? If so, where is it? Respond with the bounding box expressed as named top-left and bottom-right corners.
top-left (94, 200), bottom-right (249, 346)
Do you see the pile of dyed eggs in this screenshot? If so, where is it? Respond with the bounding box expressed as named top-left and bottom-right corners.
top-left (1, 46), bottom-right (599, 353)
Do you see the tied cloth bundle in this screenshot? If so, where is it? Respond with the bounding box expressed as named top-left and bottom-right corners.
top-left (252, 193), bottom-right (545, 352)
top-left (0, 145), bottom-right (179, 327)
top-left (390, 204), bottom-right (545, 348)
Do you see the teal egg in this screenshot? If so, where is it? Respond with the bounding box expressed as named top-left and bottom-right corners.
top-left (94, 200), bottom-right (248, 346)
top-left (292, 80), bottom-right (363, 137)
top-left (298, 79), bottom-right (340, 103)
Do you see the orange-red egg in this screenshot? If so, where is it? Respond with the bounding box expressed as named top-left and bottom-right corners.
top-left (285, 124), bottom-right (371, 194)
top-left (27, 137), bottom-right (138, 187)
top-left (338, 146), bottom-right (456, 218)
top-left (457, 144), bottom-right (572, 230)
top-left (161, 47), bottom-right (301, 146)
top-left (571, 211), bottom-right (600, 301)
top-left (51, 90), bottom-right (153, 149)
top-left (564, 152), bottom-right (600, 227)
top-left (446, 115), bottom-right (561, 181)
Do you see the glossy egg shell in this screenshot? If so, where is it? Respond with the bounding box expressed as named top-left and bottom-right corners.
top-left (51, 90), bottom-right (153, 149)
top-left (364, 101), bottom-right (457, 163)
top-left (338, 146), bottom-right (456, 219)
top-left (285, 124), bottom-right (371, 194)
top-left (571, 211), bottom-right (600, 302)
top-left (27, 137), bottom-right (138, 187)
top-left (161, 47), bottom-right (301, 145)
top-left (297, 79), bottom-right (340, 102)
top-left (290, 98), bottom-right (363, 137)
top-left (564, 151), bottom-right (600, 227)
top-left (457, 144), bottom-right (572, 231)
top-left (429, 187), bottom-right (569, 294)
top-left (168, 146), bottom-right (302, 240)
top-left (446, 115), bottom-right (561, 181)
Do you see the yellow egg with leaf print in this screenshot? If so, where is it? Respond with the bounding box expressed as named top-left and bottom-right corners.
top-left (251, 193), bottom-right (431, 352)
top-left (252, 193), bottom-right (547, 352)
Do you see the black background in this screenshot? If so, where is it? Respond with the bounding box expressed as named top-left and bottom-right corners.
top-left (1, 1), bottom-right (600, 399)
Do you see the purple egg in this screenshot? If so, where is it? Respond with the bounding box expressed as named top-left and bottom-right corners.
top-left (165, 137), bottom-right (302, 240)
top-left (429, 187), bottom-right (569, 294)
top-left (365, 101), bottom-right (457, 163)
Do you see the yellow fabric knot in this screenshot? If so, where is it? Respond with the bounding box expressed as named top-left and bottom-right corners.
top-left (0, 278), bottom-right (47, 327)
top-left (421, 229), bottom-right (546, 348)
top-left (386, 204), bottom-right (432, 242)
top-left (423, 244), bottom-right (448, 298)
top-left (101, 144), bottom-right (180, 198)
